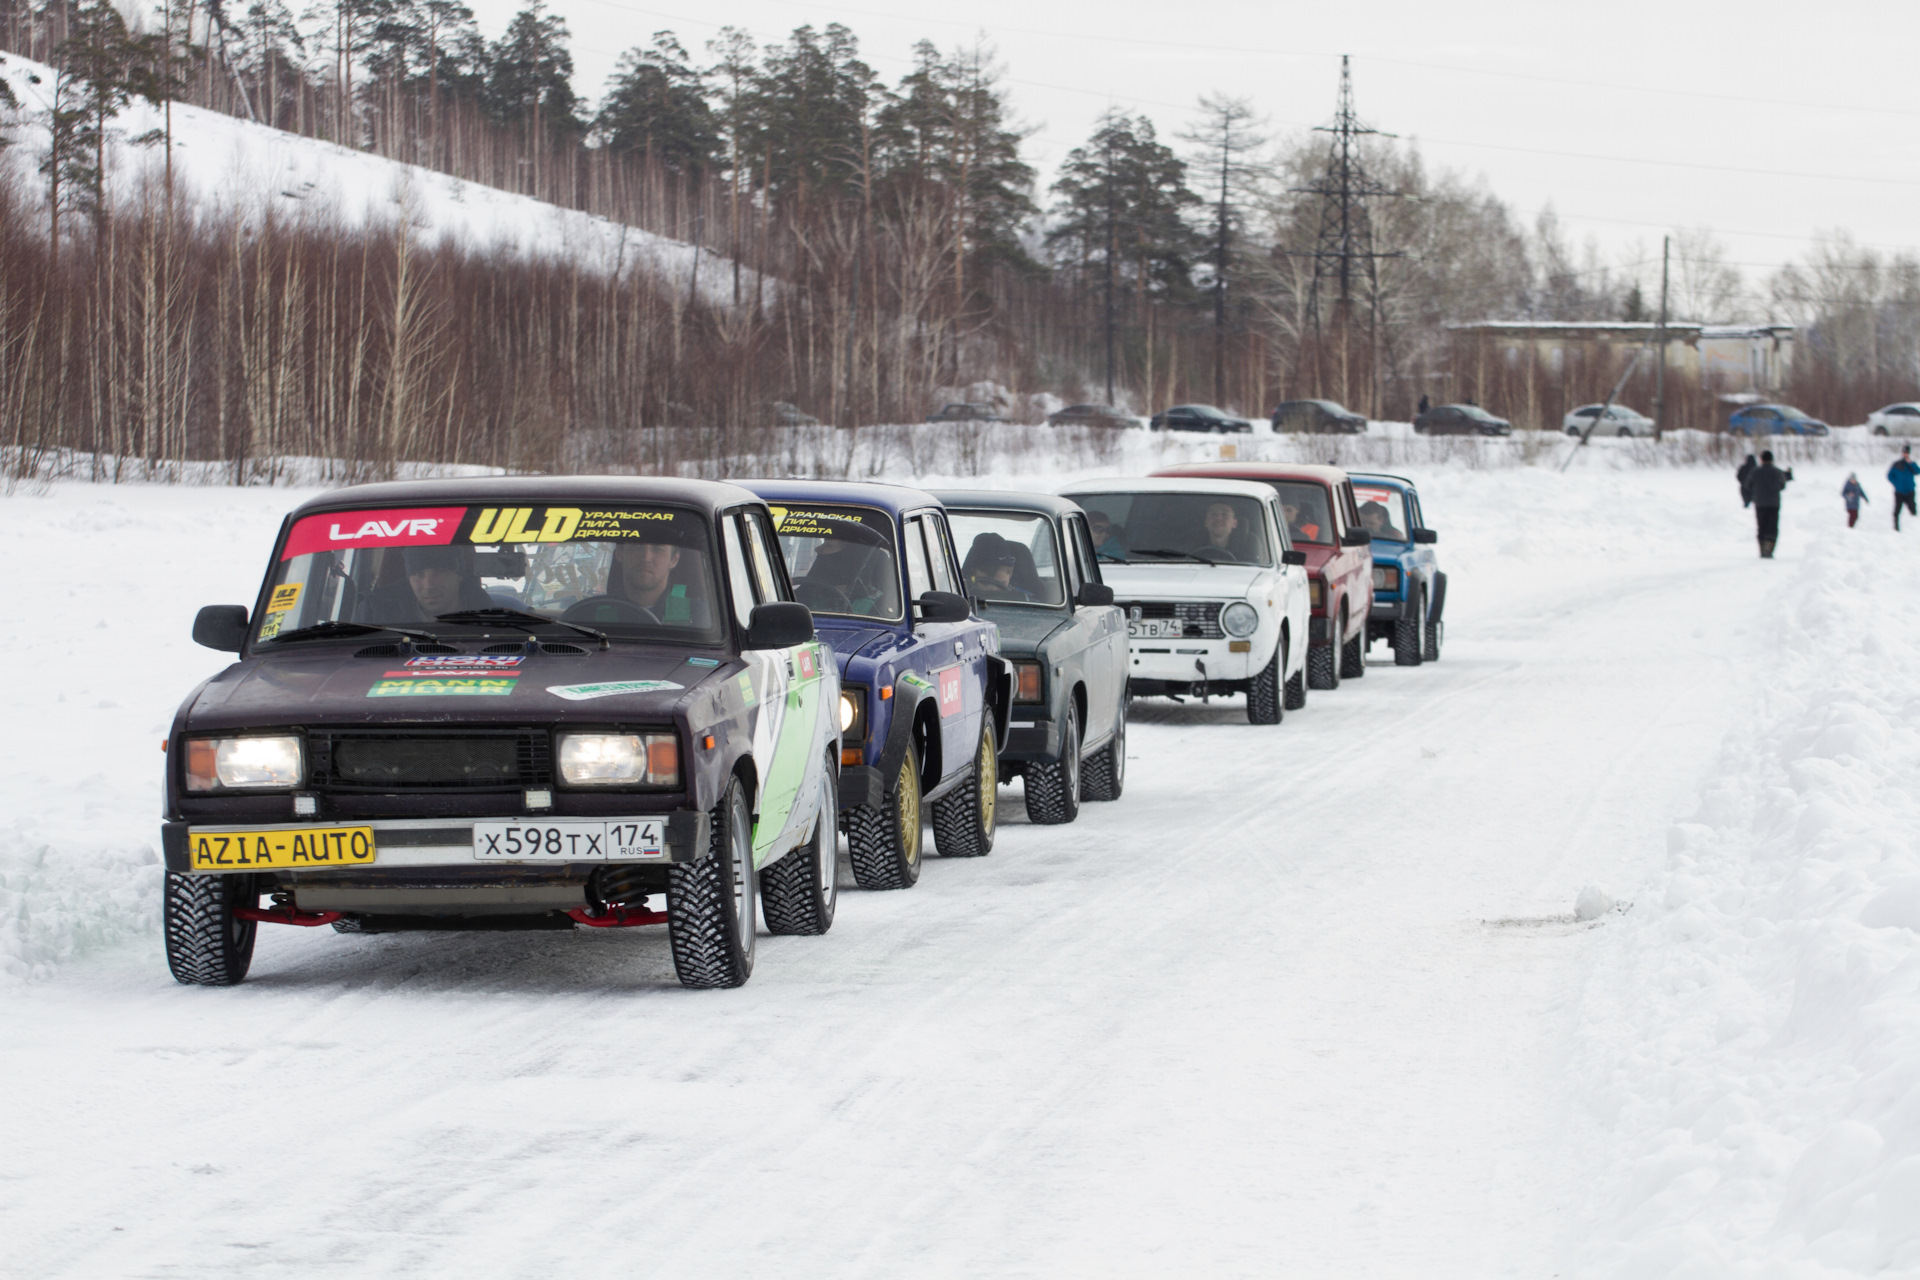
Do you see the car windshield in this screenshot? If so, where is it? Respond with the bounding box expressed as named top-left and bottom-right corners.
top-left (1265, 482), bottom-right (1336, 546)
top-left (1352, 484), bottom-right (1410, 541)
top-left (258, 502), bottom-right (726, 645)
top-left (1460, 405), bottom-right (1494, 420)
top-left (1070, 491), bottom-right (1274, 566)
top-left (770, 503), bottom-right (904, 621)
top-left (948, 511), bottom-right (1066, 607)
top-left (1774, 406), bottom-right (1812, 419)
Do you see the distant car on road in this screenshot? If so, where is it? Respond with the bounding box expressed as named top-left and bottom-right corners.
top-left (1149, 404), bottom-right (1253, 434)
top-left (1271, 399), bottom-right (1367, 434)
top-left (1350, 472), bottom-right (1445, 665)
top-left (1563, 403), bottom-right (1654, 437)
top-left (763, 401), bottom-right (821, 427)
top-left (934, 490), bottom-right (1130, 825)
top-left (1047, 403), bottom-right (1136, 429)
top-left (926, 403), bottom-right (1006, 424)
top-left (1728, 404), bottom-right (1829, 436)
top-left (1153, 462), bottom-right (1374, 693)
top-left (1414, 404), bottom-right (1512, 436)
top-left (1868, 403), bottom-right (1920, 436)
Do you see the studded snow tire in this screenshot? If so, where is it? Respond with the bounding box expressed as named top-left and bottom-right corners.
top-left (164, 871), bottom-right (262, 986)
top-left (666, 779), bottom-right (757, 988)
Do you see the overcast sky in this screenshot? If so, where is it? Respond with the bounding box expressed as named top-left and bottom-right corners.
top-left (466, 0), bottom-right (1920, 310)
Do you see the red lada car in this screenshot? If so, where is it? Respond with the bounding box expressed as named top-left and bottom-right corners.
top-left (1153, 463), bottom-right (1374, 690)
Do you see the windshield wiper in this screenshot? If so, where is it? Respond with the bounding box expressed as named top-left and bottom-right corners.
top-left (433, 607), bottom-right (610, 649)
top-left (1127, 548), bottom-right (1212, 564)
top-left (1097, 551), bottom-right (1129, 563)
top-left (268, 620), bottom-right (442, 645)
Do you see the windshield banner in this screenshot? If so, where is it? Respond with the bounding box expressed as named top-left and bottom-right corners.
top-left (282, 505), bottom-right (701, 559)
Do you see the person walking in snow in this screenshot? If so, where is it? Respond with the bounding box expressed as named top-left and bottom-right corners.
top-left (1842, 474), bottom-right (1868, 528)
top-left (1737, 453), bottom-right (1758, 508)
top-left (1746, 450), bottom-right (1792, 558)
top-left (1889, 445), bottom-right (1919, 531)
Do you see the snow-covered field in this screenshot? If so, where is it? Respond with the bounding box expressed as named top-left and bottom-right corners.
top-left (3, 458), bottom-right (1917, 1277)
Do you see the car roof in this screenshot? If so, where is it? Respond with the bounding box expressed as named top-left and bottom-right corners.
top-left (739, 478), bottom-right (944, 517)
top-left (1348, 471), bottom-right (1416, 492)
top-left (930, 489), bottom-right (1086, 519)
top-left (1153, 461), bottom-right (1353, 486)
top-left (1060, 476), bottom-right (1282, 503)
top-left (288, 474), bottom-right (760, 519)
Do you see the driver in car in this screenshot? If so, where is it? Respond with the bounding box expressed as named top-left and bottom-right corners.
top-left (1201, 501), bottom-right (1242, 559)
top-left (609, 540), bottom-right (706, 625)
top-left (964, 535), bottom-right (1032, 602)
top-left (1358, 500), bottom-right (1403, 540)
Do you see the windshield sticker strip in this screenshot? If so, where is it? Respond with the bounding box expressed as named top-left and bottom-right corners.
top-left (546, 680), bottom-right (685, 701)
top-left (282, 507), bottom-right (468, 559)
top-left (284, 506), bottom-right (705, 561)
top-left (367, 677), bottom-right (517, 697)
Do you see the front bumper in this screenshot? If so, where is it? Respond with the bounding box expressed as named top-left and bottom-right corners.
top-left (162, 810), bottom-right (710, 874)
top-left (1370, 593), bottom-right (1410, 621)
top-left (1000, 716), bottom-right (1059, 761)
top-left (1128, 636), bottom-right (1260, 684)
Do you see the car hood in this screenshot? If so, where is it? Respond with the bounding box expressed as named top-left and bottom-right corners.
top-left (186, 644), bottom-right (733, 731)
top-left (814, 620), bottom-right (893, 660)
top-left (1099, 562), bottom-right (1267, 600)
top-left (977, 606), bottom-right (1071, 655)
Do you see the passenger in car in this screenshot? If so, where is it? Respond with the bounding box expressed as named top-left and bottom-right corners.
top-left (1087, 510), bottom-right (1127, 560)
top-left (363, 546), bottom-right (493, 621)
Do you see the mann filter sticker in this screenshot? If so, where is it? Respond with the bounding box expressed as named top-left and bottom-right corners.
top-left (546, 680), bottom-right (683, 702)
top-left (367, 677), bottom-right (517, 698)
top-left (266, 583), bottom-right (302, 613)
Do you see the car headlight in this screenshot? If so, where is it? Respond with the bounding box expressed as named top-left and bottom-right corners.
top-left (1373, 565), bottom-right (1400, 591)
top-left (1220, 602), bottom-right (1259, 637)
top-left (557, 732), bottom-right (679, 787)
top-left (839, 686), bottom-right (868, 743)
top-left (186, 735), bottom-right (304, 791)
top-left (1309, 578), bottom-right (1325, 611)
top-left (1012, 661), bottom-right (1043, 703)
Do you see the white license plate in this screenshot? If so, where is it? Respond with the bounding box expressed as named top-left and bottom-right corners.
top-left (1127, 619), bottom-right (1182, 639)
top-left (472, 820), bottom-right (665, 862)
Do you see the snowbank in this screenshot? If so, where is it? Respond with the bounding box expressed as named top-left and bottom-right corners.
top-left (1570, 511), bottom-right (1920, 1275)
top-left (0, 53), bottom-right (750, 299)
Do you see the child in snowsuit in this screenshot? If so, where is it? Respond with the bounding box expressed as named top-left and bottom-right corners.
top-left (1736, 454), bottom-right (1758, 509)
top-left (1890, 446), bottom-right (1920, 530)
top-left (1843, 474), bottom-right (1868, 527)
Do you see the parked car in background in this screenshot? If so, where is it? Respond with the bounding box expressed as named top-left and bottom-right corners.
top-left (1414, 404), bottom-right (1513, 436)
top-left (927, 403), bottom-right (1006, 424)
top-left (1350, 472), bottom-right (1445, 665)
top-left (1047, 403), bottom-right (1136, 429)
top-left (162, 477), bottom-right (843, 991)
top-left (744, 481), bottom-right (1011, 889)
top-left (1868, 403), bottom-right (1920, 436)
top-left (763, 401), bottom-right (821, 427)
top-left (1060, 477), bottom-right (1311, 725)
top-left (1563, 403), bottom-right (1654, 437)
top-left (1271, 399), bottom-right (1367, 434)
top-left (934, 491), bottom-right (1129, 825)
top-left (1155, 463), bottom-right (1374, 691)
top-left (1149, 404), bottom-right (1254, 434)
top-left (1727, 404), bottom-right (1829, 436)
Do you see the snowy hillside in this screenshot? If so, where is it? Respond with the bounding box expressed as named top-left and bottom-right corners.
top-left (0, 52), bottom-right (746, 300)
top-left (3, 454), bottom-right (1918, 1275)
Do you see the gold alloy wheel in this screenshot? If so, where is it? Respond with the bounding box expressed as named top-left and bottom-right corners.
top-left (896, 756), bottom-right (921, 866)
top-left (978, 723), bottom-right (997, 834)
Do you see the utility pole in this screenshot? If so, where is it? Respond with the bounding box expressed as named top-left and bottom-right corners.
top-left (1103, 126), bottom-right (1117, 407)
top-left (1652, 234), bottom-right (1670, 441)
top-left (1290, 57), bottom-right (1402, 416)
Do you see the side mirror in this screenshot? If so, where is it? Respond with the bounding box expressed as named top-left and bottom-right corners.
top-left (1281, 549), bottom-right (1308, 567)
top-left (744, 601), bottom-right (814, 649)
top-left (1342, 528), bottom-right (1372, 548)
top-left (193, 605), bottom-right (250, 653)
top-left (914, 590), bottom-right (971, 624)
top-left (1413, 528), bottom-right (1438, 545)
top-left (1075, 582), bottom-right (1115, 608)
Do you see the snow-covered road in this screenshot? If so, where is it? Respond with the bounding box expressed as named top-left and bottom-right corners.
top-left (3, 465), bottom-right (1910, 1277)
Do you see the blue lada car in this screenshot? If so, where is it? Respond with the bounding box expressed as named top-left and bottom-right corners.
top-left (744, 481), bottom-right (1012, 889)
top-left (1350, 472), bottom-right (1445, 665)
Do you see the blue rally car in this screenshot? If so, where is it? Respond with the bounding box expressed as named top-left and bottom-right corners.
top-left (1350, 473), bottom-right (1445, 665)
top-left (744, 481), bottom-right (1012, 889)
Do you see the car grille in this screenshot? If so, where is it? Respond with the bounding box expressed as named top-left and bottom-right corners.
top-left (310, 730), bottom-right (552, 792)
top-left (1118, 600), bottom-right (1225, 639)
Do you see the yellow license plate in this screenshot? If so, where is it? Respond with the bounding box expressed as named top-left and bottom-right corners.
top-left (188, 827), bottom-right (376, 870)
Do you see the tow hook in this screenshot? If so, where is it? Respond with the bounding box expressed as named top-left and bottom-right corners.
top-left (1194, 659), bottom-right (1210, 702)
top-left (235, 903), bottom-right (342, 927)
top-left (567, 902), bottom-right (669, 928)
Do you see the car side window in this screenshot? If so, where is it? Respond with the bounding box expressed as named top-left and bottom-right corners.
top-left (1057, 517), bottom-right (1085, 598)
top-left (720, 514), bottom-right (758, 628)
top-left (922, 512), bottom-right (962, 596)
top-left (1269, 500), bottom-right (1293, 552)
top-left (903, 515), bottom-right (936, 602)
top-left (742, 511), bottom-right (792, 603)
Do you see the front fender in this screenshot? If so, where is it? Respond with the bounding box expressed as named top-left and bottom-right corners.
top-left (1429, 571), bottom-right (1448, 622)
top-left (983, 654), bottom-right (1013, 751)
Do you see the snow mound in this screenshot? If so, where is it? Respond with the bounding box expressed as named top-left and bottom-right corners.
top-left (1570, 530), bottom-right (1920, 1275)
top-left (0, 832), bottom-right (161, 983)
